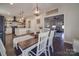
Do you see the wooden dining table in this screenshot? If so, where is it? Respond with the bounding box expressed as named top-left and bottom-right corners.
top-left (17, 34), bottom-right (38, 50)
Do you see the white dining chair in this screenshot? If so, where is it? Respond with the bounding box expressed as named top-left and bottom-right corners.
top-left (47, 30), bottom-right (55, 56)
top-left (28, 31), bottom-right (49, 56)
top-left (0, 39), bottom-right (7, 56)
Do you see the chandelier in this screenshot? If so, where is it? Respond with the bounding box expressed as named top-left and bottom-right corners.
top-left (19, 9), bottom-right (25, 22)
top-left (33, 4), bottom-right (40, 16)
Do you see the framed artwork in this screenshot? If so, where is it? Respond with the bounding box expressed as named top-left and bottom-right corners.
top-left (37, 19), bottom-right (40, 24)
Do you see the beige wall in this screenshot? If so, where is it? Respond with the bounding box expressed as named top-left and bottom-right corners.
top-left (59, 4), bottom-right (79, 44)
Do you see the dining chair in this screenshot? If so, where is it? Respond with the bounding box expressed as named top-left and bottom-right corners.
top-left (28, 31), bottom-right (49, 56)
top-left (47, 30), bottom-right (55, 56)
top-left (0, 39), bottom-right (7, 56)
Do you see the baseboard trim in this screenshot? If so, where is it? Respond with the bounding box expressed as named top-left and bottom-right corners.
top-left (64, 41), bottom-right (73, 44)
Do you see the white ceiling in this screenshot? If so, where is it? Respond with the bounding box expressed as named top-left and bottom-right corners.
top-left (0, 3), bottom-right (61, 17)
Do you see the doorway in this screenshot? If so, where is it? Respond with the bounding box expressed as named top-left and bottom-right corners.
top-left (44, 14), bottom-right (64, 55)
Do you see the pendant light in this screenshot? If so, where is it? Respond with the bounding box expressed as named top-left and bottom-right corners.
top-left (33, 4), bottom-right (40, 16)
top-left (19, 9), bottom-right (24, 22)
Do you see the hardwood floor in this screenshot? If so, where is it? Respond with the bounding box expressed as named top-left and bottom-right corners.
top-left (53, 37), bottom-right (74, 56)
top-left (53, 37), bottom-right (64, 56)
top-left (5, 34), bottom-right (16, 56)
top-left (64, 42), bottom-right (74, 56)
top-left (64, 42), bottom-right (73, 49)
